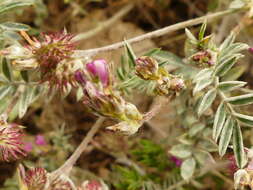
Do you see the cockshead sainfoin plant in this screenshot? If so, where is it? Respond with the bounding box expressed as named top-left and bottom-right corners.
top-left (2, 0), bottom-right (253, 189)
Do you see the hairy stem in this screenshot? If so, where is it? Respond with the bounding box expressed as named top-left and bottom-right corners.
top-left (74, 8), bottom-right (241, 57)
top-left (51, 116), bottom-right (105, 178)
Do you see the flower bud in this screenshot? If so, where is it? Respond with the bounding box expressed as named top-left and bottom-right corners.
top-left (124, 103), bottom-right (143, 121)
top-left (0, 116), bottom-right (26, 162)
top-left (170, 77), bottom-right (185, 92)
top-left (43, 58), bottom-right (85, 92)
top-left (86, 59), bottom-right (109, 87)
top-left (191, 50), bottom-right (216, 67)
top-left (155, 77), bottom-right (171, 96)
top-left (75, 66), bottom-right (143, 135)
top-left (18, 164), bottom-right (47, 190)
top-left (234, 169), bottom-right (250, 189)
top-left (135, 56), bottom-right (159, 80)
top-left (78, 180), bottom-right (109, 190)
top-left (18, 165), bottom-right (76, 190)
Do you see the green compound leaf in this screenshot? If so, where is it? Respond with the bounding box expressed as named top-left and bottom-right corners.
top-left (170, 144), bottom-right (192, 159)
top-left (124, 40), bottom-right (136, 67)
top-left (218, 81), bottom-right (246, 92)
top-left (197, 88), bottom-right (217, 116)
top-left (180, 157), bottom-right (196, 180)
top-left (213, 102), bottom-right (226, 142)
top-left (0, 1), bottom-right (34, 15)
top-left (199, 22), bottom-right (207, 41)
top-left (0, 22), bottom-right (30, 31)
top-left (234, 112), bottom-right (253, 127)
top-left (220, 32), bottom-right (235, 50)
top-left (215, 56), bottom-right (238, 77)
top-left (233, 122), bottom-right (247, 168)
top-left (218, 117), bottom-right (234, 156)
top-left (226, 93), bottom-right (253, 106)
top-left (0, 86), bottom-right (14, 100)
top-left (2, 58), bottom-right (13, 81)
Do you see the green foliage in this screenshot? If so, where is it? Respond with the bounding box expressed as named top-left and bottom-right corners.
top-left (188, 27), bottom-right (249, 168)
top-left (131, 139), bottom-right (169, 170)
top-left (114, 166), bottom-right (145, 190)
top-left (116, 42), bottom-right (184, 95)
top-left (0, 0), bottom-right (34, 15)
top-left (0, 57), bottom-right (45, 120)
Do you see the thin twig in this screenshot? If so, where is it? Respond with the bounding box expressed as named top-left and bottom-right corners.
top-left (73, 4), bottom-right (134, 42)
top-left (50, 116), bottom-right (105, 178)
top-left (73, 9), bottom-right (241, 57)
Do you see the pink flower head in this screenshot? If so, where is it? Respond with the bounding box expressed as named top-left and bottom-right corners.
top-left (18, 165), bottom-right (47, 190)
top-left (24, 142), bottom-right (33, 152)
top-left (0, 122), bottom-right (26, 162)
top-left (170, 156), bottom-right (182, 167)
top-left (86, 59), bottom-right (109, 87)
top-left (35, 135), bottom-right (47, 146)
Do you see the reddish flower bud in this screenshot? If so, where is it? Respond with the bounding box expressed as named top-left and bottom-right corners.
top-left (170, 77), bottom-right (185, 92)
top-left (135, 56), bottom-right (159, 80)
top-left (0, 116), bottom-right (26, 162)
top-left (18, 165), bottom-right (76, 190)
top-left (86, 59), bottom-right (109, 87)
top-left (79, 180), bottom-right (109, 190)
top-left (18, 164), bottom-right (47, 190)
top-left (191, 50), bottom-right (216, 68)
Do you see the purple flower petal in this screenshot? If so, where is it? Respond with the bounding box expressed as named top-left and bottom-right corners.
top-left (86, 59), bottom-right (109, 86)
top-left (170, 156), bottom-right (182, 167)
top-left (74, 70), bottom-right (86, 85)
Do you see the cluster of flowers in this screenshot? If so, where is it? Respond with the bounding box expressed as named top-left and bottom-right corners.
top-left (74, 59), bottom-right (143, 134)
top-left (2, 30), bottom-right (81, 92)
top-left (0, 114), bottom-right (26, 162)
top-left (1, 31), bottom-right (147, 136)
top-left (135, 56), bottom-right (185, 95)
top-left (0, 31), bottom-right (189, 163)
top-left (18, 164), bottom-right (108, 190)
top-left (23, 134), bottom-right (47, 153)
top-left (190, 50), bottom-right (217, 68)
